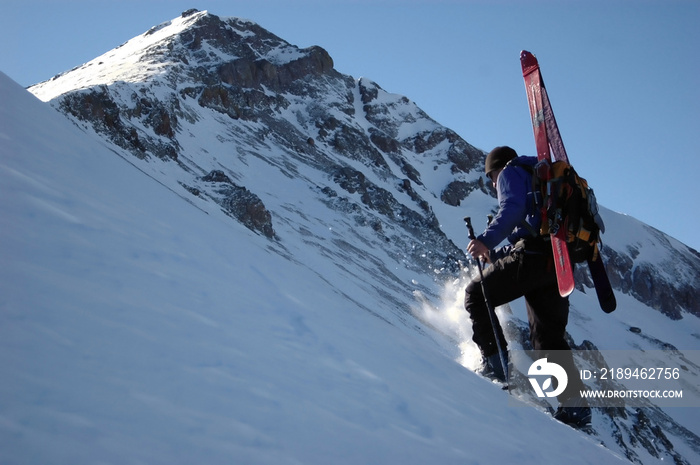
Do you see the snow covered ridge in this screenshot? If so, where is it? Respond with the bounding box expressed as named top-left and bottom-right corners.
top-left (30, 9), bottom-right (329, 100)
top-left (30, 9), bottom-right (209, 97)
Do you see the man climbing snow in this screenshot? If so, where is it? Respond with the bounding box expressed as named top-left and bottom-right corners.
top-left (464, 146), bottom-right (591, 428)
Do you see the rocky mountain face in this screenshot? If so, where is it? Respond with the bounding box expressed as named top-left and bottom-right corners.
top-left (602, 224), bottom-right (700, 320)
top-left (29, 9), bottom-right (700, 463)
top-left (32, 9), bottom-right (487, 292)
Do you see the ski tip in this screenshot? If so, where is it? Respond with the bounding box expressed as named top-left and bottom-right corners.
top-left (559, 285), bottom-right (575, 298)
top-left (520, 50), bottom-right (539, 72)
top-left (558, 276), bottom-right (575, 297)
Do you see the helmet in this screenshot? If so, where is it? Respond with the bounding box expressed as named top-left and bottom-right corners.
top-left (485, 146), bottom-right (517, 176)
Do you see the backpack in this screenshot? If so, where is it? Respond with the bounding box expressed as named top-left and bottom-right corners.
top-left (511, 159), bottom-right (606, 263)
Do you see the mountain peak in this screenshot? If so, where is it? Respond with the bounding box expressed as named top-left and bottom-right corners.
top-left (31, 9), bottom-right (334, 101)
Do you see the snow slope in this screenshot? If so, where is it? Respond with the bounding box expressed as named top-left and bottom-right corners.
top-left (1, 69), bottom-right (635, 464)
top-left (3, 10), bottom-right (700, 464)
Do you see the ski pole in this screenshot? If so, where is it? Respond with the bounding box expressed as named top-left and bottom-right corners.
top-left (464, 216), bottom-right (508, 381)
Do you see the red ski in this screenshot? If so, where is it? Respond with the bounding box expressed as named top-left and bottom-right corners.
top-left (521, 50), bottom-right (575, 297)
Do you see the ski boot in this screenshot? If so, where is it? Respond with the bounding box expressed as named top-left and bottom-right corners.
top-left (554, 397), bottom-right (592, 428)
top-left (478, 353), bottom-right (507, 384)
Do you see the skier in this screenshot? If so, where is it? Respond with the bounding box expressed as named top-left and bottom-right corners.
top-left (465, 145), bottom-right (591, 427)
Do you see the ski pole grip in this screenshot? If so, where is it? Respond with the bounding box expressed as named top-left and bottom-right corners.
top-left (464, 217), bottom-right (476, 240)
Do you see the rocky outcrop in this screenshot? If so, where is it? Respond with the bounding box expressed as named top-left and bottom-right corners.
top-left (58, 86), bottom-right (179, 160)
top-left (441, 178), bottom-right (489, 206)
top-left (216, 45), bottom-right (333, 92)
top-left (201, 171), bottom-right (275, 239)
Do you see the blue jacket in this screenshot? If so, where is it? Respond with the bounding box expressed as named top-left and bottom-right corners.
top-left (477, 156), bottom-right (541, 250)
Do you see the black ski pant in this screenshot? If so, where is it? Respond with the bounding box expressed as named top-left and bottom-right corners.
top-left (464, 238), bottom-right (585, 401)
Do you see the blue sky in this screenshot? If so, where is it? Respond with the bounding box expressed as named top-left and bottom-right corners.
top-left (2, 0), bottom-right (698, 251)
